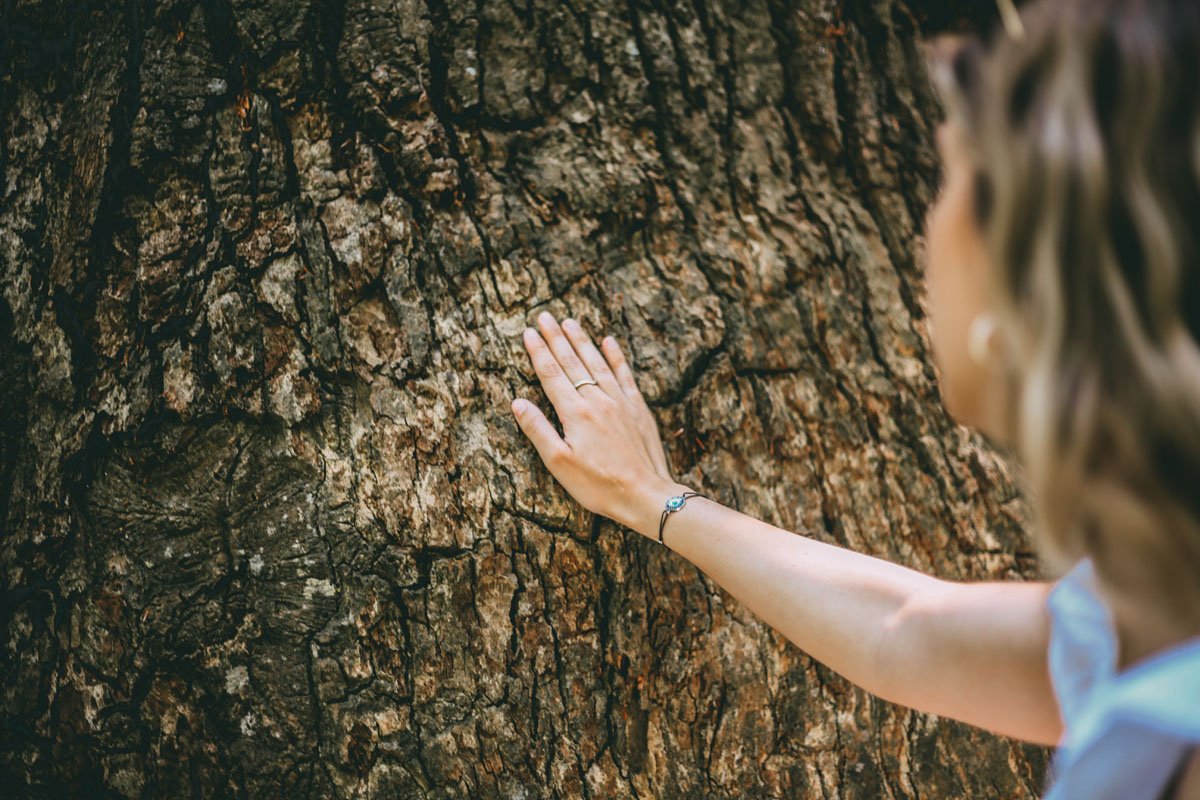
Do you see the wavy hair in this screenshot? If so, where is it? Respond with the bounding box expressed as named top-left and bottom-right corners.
top-left (933, 0), bottom-right (1200, 620)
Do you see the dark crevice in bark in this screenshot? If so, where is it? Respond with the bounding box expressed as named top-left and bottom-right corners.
top-left (625, 1), bottom-right (697, 231)
top-left (694, 0), bottom-right (745, 225)
top-left (63, 0), bottom-right (139, 413)
top-left (418, 0), bottom-right (507, 306)
top-left (836, 11), bottom-right (940, 379)
top-left (594, 555), bottom-right (627, 781)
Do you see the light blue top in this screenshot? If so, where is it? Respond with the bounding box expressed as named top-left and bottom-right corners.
top-left (1043, 557), bottom-right (1200, 799)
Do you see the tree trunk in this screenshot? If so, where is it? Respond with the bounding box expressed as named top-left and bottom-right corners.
top-left (1, 0), bottom-right (1049, 796)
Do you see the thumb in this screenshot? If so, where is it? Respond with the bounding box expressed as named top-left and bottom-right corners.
top-left (511, 398), bottom-right (571, 469)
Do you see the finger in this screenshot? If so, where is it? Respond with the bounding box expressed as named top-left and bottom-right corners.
top-left (560, 318), bottom-right (623, 399)
top-left (644, 427), bottom-right (672, 478)
top-left (523, 327), bottom-right (581, 410)
top-left (601, 335), bottom-right (645, 402)
top-left (511, 398), bottom-right (572, 471)
top-left (536, 311), bottom-right (594, 388)
top-left (601, 335), bottom-right (671, 476)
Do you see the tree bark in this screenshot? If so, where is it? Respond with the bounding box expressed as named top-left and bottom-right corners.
top-left (1, 0), bottom-right (1049, 796)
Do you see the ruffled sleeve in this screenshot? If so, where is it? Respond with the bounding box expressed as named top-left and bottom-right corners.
top-left (1046, 558), bottom-right (1117, 737)
top-left (1042, 558), bottom-right (1200, 800)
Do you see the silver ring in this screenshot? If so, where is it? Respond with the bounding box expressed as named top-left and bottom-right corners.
top-left (573, 379), bottom-right (598, 390)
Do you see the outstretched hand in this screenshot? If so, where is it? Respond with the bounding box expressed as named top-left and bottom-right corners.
top-left (510, 311), bottom-right (686, 538)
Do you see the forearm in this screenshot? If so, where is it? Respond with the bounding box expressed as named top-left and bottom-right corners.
top-left (621, 480), bottom-right (1062, 744)
top-left (626, 482), bottom-right (936, 697)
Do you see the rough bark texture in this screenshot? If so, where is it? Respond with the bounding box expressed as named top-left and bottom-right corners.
top-left (1, 0), bottom-right (1049, 796)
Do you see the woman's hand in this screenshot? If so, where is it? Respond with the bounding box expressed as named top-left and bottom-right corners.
top-left (511, 311), bottom-right (687, 538)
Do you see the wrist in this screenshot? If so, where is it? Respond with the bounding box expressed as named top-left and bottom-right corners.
top-left (617, 476), bottom-right (697, 541)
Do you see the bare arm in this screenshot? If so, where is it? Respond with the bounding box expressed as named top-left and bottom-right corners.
top-left (618, 486), bottom-right (1063, 745)
top-left (511, 312), bottom-right (1064, 746)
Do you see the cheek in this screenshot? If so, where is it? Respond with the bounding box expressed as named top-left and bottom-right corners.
top-left (925, 176), bottom-right (988, 336)
top-left (922, 191), bottom-right (983, 420)
top-left (923, 200), bottom-right (960, 358)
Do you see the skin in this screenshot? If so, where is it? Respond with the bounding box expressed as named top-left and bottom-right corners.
top-left (922, 121), bottom-right (1009, 442)
top-left (510, 120), bottom-right (1200, 787)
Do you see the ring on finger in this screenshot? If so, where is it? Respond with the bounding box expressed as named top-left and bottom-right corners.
top-left (573, 378), bottom-right (599, 390)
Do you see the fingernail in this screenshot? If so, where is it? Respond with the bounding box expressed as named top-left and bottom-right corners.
top-left (538, 310), bottom-right (553, 325)
top-left (563, 318), bottom-right (578, 332)
top-left (511, 399), bottom-right (526, 414)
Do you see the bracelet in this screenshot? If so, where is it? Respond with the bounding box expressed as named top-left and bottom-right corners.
top-left (658, 491), bottom-right (705, 546)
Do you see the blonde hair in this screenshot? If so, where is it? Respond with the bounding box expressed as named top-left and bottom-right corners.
top-left (934, 0), bottom-right (1200, 614)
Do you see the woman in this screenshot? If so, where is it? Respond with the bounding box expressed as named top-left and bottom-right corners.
top-left (509, 0), bottom-right (1200, 796)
